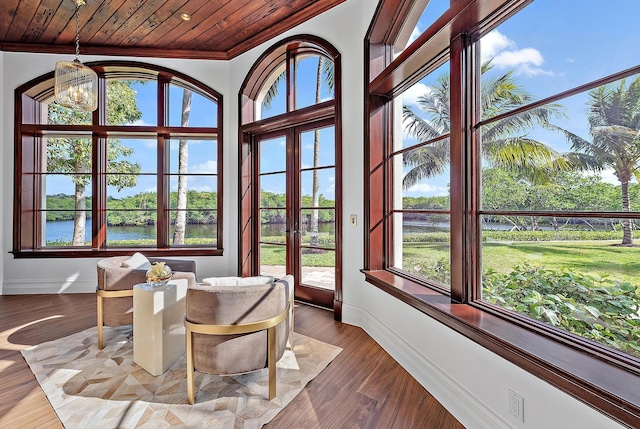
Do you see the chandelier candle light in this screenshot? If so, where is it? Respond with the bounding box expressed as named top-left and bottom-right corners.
top-left (54, 0), bottom-right (98, 112)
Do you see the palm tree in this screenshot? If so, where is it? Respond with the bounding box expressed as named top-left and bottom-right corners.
top-left (559, 76), bottom-right (640, 245)
top-left (402, 61), bottom-right (570, 189)
top-left (172, 88), bottom-right (192, 245)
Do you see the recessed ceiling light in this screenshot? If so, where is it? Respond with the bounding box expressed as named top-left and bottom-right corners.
top-left (180, 13), bottom-right (191, 21)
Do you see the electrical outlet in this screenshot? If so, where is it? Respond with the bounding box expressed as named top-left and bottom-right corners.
top-left (508, 389), bottom-right (524, 422)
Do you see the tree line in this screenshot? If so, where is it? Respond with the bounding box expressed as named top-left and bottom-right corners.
top-left (45, 190), bottom-right (337, 225)
top-left (403, 168), bottom-right (640, 231)
top-left (45, 191), bottom-right (217, 225)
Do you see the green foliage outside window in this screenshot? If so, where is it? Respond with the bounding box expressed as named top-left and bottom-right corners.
top-left (483, 263), bottom-right (640, 358)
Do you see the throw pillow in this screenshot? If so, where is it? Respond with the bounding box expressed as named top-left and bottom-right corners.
top-left (121, 252), bottom-right (151, 270)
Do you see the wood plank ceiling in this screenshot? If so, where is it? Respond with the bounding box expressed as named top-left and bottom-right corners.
top-left (0, 0), bottom-right (345, 60)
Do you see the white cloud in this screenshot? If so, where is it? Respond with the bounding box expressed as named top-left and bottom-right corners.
top-left (406, 183), bottom-right (448, 196)
top-left (191, 160), bottom-right (217, 174)
top-left (188, 185), bottom-right (213, 192)
top-left (408, 26), bottom-right (421, 45)
top-left (325, 183), bottom-right (335, 196)
top-left (402, 82), bottom-right (431, 107)
top-left (481, 30), bottom-right (513, 59)
top-left (481, 30), bottom-right (551, 77)
top-left (583, 168), bottom-right (619, 185)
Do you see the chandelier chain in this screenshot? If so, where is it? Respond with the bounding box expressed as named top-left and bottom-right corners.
top-left (74, 3), bottom-right (80, 59)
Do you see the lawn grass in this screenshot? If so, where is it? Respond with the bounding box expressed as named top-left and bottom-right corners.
top-left (49, 237), bottom-right (637, 285)
top-left (402, 240), bottom-right (639, 285)
top-left (260, 244), bottom-right (336, 267)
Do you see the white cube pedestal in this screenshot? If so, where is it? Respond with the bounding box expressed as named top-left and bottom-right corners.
top-left (133, 279), bottom-right (187, 376)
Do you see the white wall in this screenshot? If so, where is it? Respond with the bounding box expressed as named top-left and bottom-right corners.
top-left (0, 0), bottom-right (627, 427)
top-left (0, 51), bottom-right (4, 295)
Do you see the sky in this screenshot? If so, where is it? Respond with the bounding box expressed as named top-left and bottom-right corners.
top-left (401, 0), bottom-right (640, 197)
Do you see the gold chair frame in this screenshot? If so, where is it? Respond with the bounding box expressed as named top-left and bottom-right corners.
top-left (184, 302), bottom-right (290, 404)
top-left (96, 288), bottom-right (134, 350)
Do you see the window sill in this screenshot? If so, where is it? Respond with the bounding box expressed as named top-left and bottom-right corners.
top-left (11, 248), bottom-right (224, 259)
top-left (362, 269), bottom-right (640, 428)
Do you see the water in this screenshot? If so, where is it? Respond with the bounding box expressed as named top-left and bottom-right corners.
top-left (45, 220), bottom-right (334, 243)
top-left (46, 218), bottom-right (609, 243)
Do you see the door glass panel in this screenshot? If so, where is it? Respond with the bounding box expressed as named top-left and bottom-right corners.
top-left (300, 169), bottom-right (336, 204)
top-left (260, 173), bottom-right (286, 205)
top-left (260, 243), bottom-right (286, 278)
top-left (256, 123), bottom-right (338, 303)
top-left (300, 127), bottom-right (335, 167)
top-left (260, 209), bottom-right (287, 243)
top-left (300, 209), bottom-right (335, 249)
top-left (301, 249), bottom-right (335, 290)
top-left (298, 124), bottom-right (336, 292)
top-left (260, 136), bottom-right (286, 173)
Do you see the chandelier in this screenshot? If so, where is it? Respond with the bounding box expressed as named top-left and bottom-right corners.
top-left (54, 0), bottom-right (98, 112)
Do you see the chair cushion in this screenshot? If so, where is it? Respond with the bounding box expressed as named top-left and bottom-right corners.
top-left (200, 275), bottom-right (273, 286)
top-left (120, 252), bottom-right (151, 270)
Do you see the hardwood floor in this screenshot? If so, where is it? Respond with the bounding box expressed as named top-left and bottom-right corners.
top-left (0, 294), bottom-right (464, 428)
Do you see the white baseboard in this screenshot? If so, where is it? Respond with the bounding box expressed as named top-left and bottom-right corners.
top-left (2, 279), bottom-right (96, 294)
top-left (342, 303), bottom-right (510, 429)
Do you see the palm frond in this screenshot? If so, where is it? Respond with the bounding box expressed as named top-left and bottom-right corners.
top-left (402, 105), bottom-right (445, 141)
top-left (261, 71), bottom-right (286, 110)
top-left (402, 143), bottom-right (450, 189)
top-left (322, 57), bottom-right (335, 93)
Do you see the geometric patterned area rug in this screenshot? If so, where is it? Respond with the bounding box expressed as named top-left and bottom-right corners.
top-left (21, 326), bottom-right (342, 429)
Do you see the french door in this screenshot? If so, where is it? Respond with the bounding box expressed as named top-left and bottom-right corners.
top-left (254, 118), bottom-right (340, 311)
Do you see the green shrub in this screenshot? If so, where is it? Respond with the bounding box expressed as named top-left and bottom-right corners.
top-left (483, 230), bottom-right (623, 242)
top-left (483, 263), bottom-right (640, 357)
top-left (402, 230), bottom-right (624, 243)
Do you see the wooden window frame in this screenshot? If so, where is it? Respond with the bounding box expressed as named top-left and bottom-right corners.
top-left (363, 0), bottom-right (640, 427)
top-left (13, 61), bottom-right (224, 258)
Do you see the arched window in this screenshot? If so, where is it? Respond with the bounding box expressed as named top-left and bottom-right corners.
top-left (239, 36), bottom-right (343, 316)
top-left (13, 61), bottom-right (223, 257)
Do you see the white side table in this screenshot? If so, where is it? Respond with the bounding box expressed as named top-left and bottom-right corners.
top-left (133, 279), bottom-right (188, 376)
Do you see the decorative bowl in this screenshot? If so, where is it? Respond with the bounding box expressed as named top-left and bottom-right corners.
top-left (146, 262), bottom-right (172, 287)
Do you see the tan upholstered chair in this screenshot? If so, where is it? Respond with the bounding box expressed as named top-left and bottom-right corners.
top-left (184, 275), bottom-right (293, 403)
top-left (96, 255), bottom-right (197, 349)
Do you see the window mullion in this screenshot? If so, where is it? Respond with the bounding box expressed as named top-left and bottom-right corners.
top-left (93, 133), bottom-right (107, 249)
top-left (449, 35), bottom-right (467, 302)
top-left (157, 134), bottom-right (169, 248)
